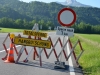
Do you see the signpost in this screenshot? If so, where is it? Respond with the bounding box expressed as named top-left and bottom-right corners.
top-left (57, 8), bottom-right (76, 27)
top-left (55, 8), bottom-right (76, 69)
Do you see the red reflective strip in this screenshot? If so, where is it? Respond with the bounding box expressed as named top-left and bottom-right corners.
top-left (49, 37), bottom-right (58, 61)
top-left (43, 48), bottom-right (48, 58)
top-left (33, 47), bottom-right (39, 60)
top-left (28, 35), bottom-right (31, 39)
top-left (34, 36), bottom-right (36, 39)
top-left (72, 51), bottom-right (77, 60)
top-left (63, 50), bottom-right (68, 61)
top-left (33, 50), bottom-right (36, 60)
top-left (13, 45), bottom-right (18, 56)
top-left (68, 39), bottom-right (77, 60)
top-left (68, 39), bottom-right (72, 48)
top-left (16, 53), bottom-right (22, 63)
top-left (59, 38), bottom-right (63, 47)
top-left (39, 37), bottom-right (48, 58)
top-left (78, 40), bottom-right (83, 51)
top-left (59, 38), bottom-right (68, 60)
top-left (24, 48), bottom-right (28, 55)
top-left (34, 47), bottom-right (39, 57)
top-left (18, 34), bottom-right (28, 55)
top-left (3, 44), bottom-right (8, 53)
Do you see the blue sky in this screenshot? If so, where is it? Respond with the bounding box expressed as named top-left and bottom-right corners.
top-left (20, 0), bottom-right (100, 8)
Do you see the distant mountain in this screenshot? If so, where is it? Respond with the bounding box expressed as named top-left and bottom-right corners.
top-left (56, 0), bottom-right (92, 7)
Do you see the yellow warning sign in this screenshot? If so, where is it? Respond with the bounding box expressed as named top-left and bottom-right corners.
top-left (23, 30), bottom-right (47, 38)
top-left (14, 37), bottom-right (51, 49)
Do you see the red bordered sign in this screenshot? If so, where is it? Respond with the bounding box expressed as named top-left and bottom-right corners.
top-left (57, 8), bottom-right (76, 27)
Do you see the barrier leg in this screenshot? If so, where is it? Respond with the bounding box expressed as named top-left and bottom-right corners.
top-left (23, 47), bottom-right (34, 63)
top-left (40, 54), bottom-right (42, 66)
top-left (68, 39), bottom-right (79, 67)
top-left (33, 50), bottom-right (36, 60)
top-left (13, 45), bottom-right (18, 56)
top-left (2, 44), bottom-right (8, 60)
top-left (68, 39), bottom-right (77, 60)
top-left (18, 34), bottom-right (28, 55)
top-left (15, 46), bottom-right (25, 63)
top-left (24, 47), bottom-right (28, 55)
top-left (49, 37), bottom-right (59, 61)
top-left (2, 52), bottom-right (8, 60)
top-left (59, 38), bottom-right (68, 61)
top-left (2, 33), bottom-right (10, 60)
top-left (43, 48), bottom-right (48, 58)
top-left (33, 47), bottom-right (39, 60)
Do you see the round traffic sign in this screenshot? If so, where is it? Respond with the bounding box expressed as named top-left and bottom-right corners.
top-left (57, 8), bottom-right (76, 27)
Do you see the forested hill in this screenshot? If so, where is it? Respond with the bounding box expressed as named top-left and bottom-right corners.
top-left (0, 6), bottom-right (32, 20)
top-left (0, 0), bottom-right (100, 25)
top-left (0, 0), bottom-right (100, 26)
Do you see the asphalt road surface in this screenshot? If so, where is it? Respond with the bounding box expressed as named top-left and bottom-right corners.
top-left (0, 32), bottom-right (83, 75)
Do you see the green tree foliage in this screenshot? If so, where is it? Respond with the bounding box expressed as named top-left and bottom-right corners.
top-left (0, 0), bottom-right (100, 33)
top-left (0, 0), bottom-right (100, 26)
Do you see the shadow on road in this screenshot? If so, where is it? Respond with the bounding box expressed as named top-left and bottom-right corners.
top-left (16, 60), bottom-right (83, 74)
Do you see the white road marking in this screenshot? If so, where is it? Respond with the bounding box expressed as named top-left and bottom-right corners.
top-left (0, 45), bottom-right (21, 53)
top-left (67, 43), bottom-right (75, 75)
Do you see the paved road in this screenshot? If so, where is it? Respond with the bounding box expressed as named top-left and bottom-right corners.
top-left (0, 32), bottom-right (83, 75)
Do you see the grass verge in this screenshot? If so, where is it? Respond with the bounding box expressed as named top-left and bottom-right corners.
top-left (70, 34), bottom-right (100, 75)
top-left (0, 28), bottom-right (55, 33)
top-left (0, 28), bottom-right (24, 33)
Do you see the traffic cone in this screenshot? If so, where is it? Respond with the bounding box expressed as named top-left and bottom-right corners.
top-left (4, 42), bottom-right (15, 63)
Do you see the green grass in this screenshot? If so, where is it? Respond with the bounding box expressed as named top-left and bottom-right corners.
top-left (0, 27), bottom-right (55, 33)
top-left (70, 34), bottom-right (100, 75)
top-left (0, 28), bottom-right (24, 33)
top-left (76, 33), bottom-right (100, 43)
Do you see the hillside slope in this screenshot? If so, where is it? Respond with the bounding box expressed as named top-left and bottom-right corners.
top-left (0, 0), bottom-right (100, 25)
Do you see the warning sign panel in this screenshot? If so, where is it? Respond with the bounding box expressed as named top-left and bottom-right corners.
top-left (56, 26), bottom-right (74, 37)
top-left (14, 37), bottom-right (51, 49)
top-left (23, 30), bottom-right (47, 38)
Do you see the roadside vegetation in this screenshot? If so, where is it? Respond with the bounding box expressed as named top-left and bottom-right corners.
top-left (70, 34), bottom-right (100, 75)
top-left (0, 27), bottom-right (55, 33)
top-left (0, 28), bottom-right (24, 33)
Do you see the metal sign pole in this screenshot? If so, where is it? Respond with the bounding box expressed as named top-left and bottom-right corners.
top-left (60, 36), bottom-right (65, 61)
top-left (35, 23), bottom-right (42, 67)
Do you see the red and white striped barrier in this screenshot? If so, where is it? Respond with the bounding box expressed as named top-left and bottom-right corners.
top-left (68, 39), bottom-right (84, 66)
top-left (32, 36), bottom-right (84, 67)
top-left (33, 37), bottom-right (68, 62)
top-left (3, 34), bottom-right (84, 68)
top-left (2, 33), bottom-right (18, 60)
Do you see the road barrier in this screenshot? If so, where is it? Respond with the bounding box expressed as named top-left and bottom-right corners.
top-left (2, 33), bottom-right (29, 61)
top-left (2, 24), bottom-right (84, 68)
top-left (68, 39), bottom-right (84, 66)
top-left (32, 36), bottom-right (84, 67)
top-left (15, 35), bottom-right (39, 63)
top-left (2, 33), bottom-right (84, 67)
top-left (2, 33), bottom-right (18, 60)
